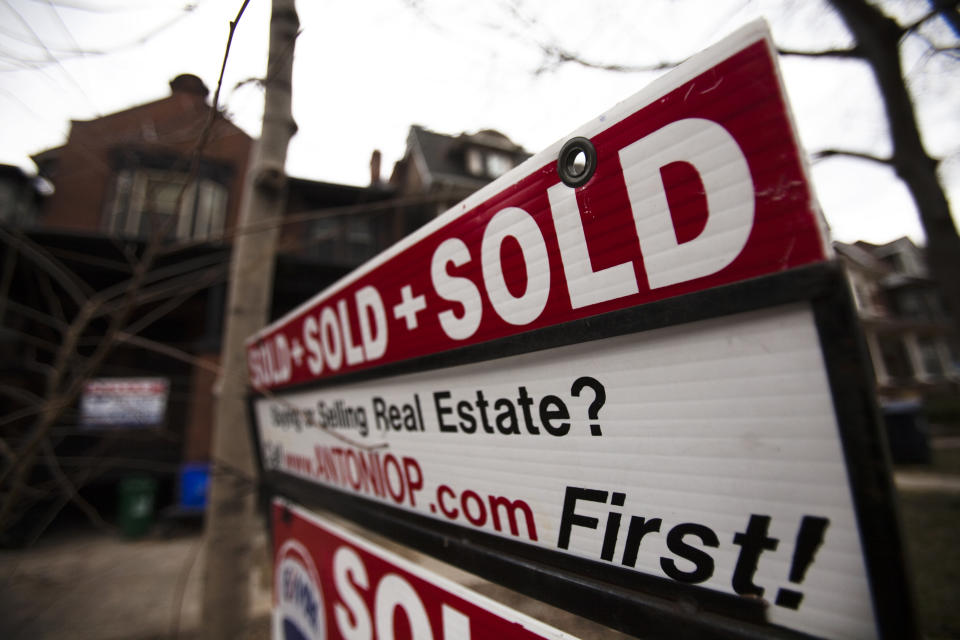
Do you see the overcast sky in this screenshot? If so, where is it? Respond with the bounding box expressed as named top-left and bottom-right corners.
top-left (0, 0), bottom-right (957, 245)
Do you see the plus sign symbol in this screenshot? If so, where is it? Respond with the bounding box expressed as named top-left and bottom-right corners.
top-left (290, 338), bottom-right (305, 366)
top-left (393, 284), bottom-right (427, 331)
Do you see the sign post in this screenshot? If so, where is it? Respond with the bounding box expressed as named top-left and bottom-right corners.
top-left (249, 20), bottom-right (915, 640)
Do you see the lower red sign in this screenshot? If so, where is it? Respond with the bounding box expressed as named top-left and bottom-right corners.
top-left (271, 499), bottom-right (578, 640)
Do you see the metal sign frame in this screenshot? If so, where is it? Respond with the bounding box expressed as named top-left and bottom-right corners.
top-left (251, 262), bottom-right (916, 639)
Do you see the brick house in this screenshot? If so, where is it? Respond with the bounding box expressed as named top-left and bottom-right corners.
top-left (2, 78), bottom-right (531, 530)
top-left (1, 75), bottom-right (394, 526)
top-left (33, 74), bottom-right (251, 242)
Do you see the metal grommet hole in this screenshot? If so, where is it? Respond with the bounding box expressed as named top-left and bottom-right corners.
top-left (557, 137), bottom-right (597, 188)
top-left (567, 149), bottom-right (587, 177)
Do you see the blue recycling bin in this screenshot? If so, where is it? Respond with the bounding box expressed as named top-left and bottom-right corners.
top-left (178, 462), bottom-right (210, 512)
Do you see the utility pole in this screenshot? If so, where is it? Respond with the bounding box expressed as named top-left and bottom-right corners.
top-left (201, 1), bottom-right (298, 637)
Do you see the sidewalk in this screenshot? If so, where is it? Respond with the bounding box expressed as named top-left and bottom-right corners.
top-left (0, 518), bottom-right (629, 640)
top-left (895, 470), bottom-right (960, 492)
top-left (0, 526), bottom-right (271, 640)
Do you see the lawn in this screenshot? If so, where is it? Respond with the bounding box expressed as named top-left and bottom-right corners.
top-left (897, 445), bottom-right (960, 639)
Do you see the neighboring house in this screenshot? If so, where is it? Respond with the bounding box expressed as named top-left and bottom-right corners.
top-left (836, 237), bottom-right (959, 400)
top-left (1, 75), bottom-right (533, 529)
top-left (32, 74), bottom-right (251, 243)
top-left (389, 125), bottom-right (531, 219)
top-left (0, 75), bottom-right (399, 526)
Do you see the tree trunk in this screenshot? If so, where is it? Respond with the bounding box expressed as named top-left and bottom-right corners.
top-left (828, 0), bottom-right (960, 322)
top-left (201, 1), bottom-right (298, 637)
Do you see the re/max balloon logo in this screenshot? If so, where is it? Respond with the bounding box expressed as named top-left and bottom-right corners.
top-left (276, 540), bottom-right (325, 640)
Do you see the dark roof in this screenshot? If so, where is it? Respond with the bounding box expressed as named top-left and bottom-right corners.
top-left (407, 125), bottom-right (531, 190)
top-left (834, 241), bottom-right (889, 275)
top-left (409, 125), bottom-right (485, 190)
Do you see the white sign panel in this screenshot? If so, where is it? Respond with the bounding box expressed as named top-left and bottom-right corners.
top-left (255, 304), bottom-right (876, 640)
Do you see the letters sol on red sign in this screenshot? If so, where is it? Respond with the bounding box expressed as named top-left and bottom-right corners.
top-left (272, 500), bottom-right (579, 640)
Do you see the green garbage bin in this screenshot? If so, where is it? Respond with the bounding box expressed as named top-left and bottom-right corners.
top-left (117, 476), bottom-right (157, 538)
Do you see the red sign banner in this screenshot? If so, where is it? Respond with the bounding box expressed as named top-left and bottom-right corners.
top-left (248, 25), bottom-right (828, 391)
top-left (271, 499), bottom-right (579, 640)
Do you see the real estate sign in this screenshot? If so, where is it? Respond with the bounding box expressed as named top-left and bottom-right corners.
top-left (79, 377), bottom-right (169, 429)
top-left (250, 20), bottom-right (913, 640)
top-left (272, 499), bottom-right (580, 640)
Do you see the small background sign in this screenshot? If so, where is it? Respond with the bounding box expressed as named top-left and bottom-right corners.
top-left (79, 377), bottom-right (169, 429)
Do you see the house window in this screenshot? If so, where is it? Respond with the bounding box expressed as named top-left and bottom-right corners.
top-left (485, 152), bottom-right (512, 178)
top-left (878, 335), bottom-right (914, 381)
top-left (881, 253), bottom-right (904, 273)
top-left (345, 216), bottom-right (374, 262)
top-left (309, 217), bottom-right (338, 258)
top-left (916, 336), bottom-right (945, 377)
top-left (106, 169), bottom-right (228, 242)
top-left (466, 149), bottom-right (484, 177)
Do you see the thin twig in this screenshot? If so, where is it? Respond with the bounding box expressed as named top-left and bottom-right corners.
top-left (35, 269), bottom-right (67, 324)
top-left (777, 46), bottom-right (865, 59)
top-left (0, 227), bottom-right (92, 305)
top-left (116, 333), bottom-right (223, 374)
top-left (0, 383), bottom-right (42, 405)
top-left (41, 438), bottom-right (112, 532)
top-left (811, 148), bottom-right (894, 165)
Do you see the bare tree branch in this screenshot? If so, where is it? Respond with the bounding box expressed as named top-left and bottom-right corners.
top-left (122, 283), bottom-right (215, 337)
top-left (34, 269), bottom-right (67, 324)
top-left (0, 383), bottom-right (42, 406)
top-left (0, 438), bottom-right (15, 465)
top-left (0, 2), bottom-right (202, 69)
top-left (536, 41), bottom-right (678, 75)
top-left (95, 262), bottom-right (228, 318)
top-left (41, 439), bottom-right (112, 532)
top-left (0, 227), bottom-right (93, 305)
top-left (0, 393), bottom-right (72, 430)
top-left (92, 250), bottom-right (229, 311)
top-left (43, 244), bottom-right (136, 275)
top-left (903, 1), bottom-right (960, 35)
top-left (0, 325), bottom-right (61, 355)
top-left (2, 299), bottom-right (69, 332)
top-left (811, 148), bottom-right (894, 165)
top-left (777, 45), bottom-right (865, 59)
top-left (193, 0), bottom-right (249, 168)
top-left (907, 29), bottom-right (960, 64)
top-left (116, 332), bottom-right (222, 374)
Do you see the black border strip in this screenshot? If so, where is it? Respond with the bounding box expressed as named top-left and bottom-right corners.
top-left (249, 263), bottom-right (917, 640)
top-left (809, 272), bottom-right (919, 640)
